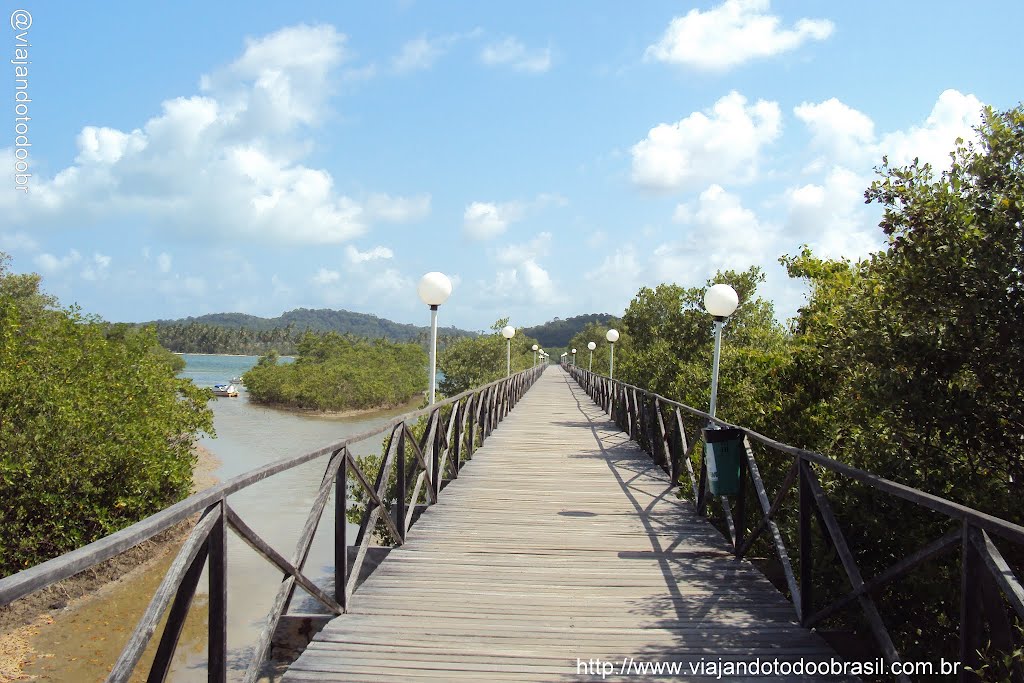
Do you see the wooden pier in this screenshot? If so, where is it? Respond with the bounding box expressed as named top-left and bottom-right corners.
top-left (283, 370), bottom-right (839, 681)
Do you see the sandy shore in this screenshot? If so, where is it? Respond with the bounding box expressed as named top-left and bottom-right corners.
top-left (0, 443), bottom-right (222, 682)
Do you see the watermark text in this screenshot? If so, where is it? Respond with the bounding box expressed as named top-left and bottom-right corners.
top-left (11, 9), bottom-right (32, 192)
top-left (576, 656), bottom-right (962, 679)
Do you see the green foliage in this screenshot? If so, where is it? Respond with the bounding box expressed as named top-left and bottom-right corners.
top-left (437, 319), bottom-right (540, 396)
top-left (566, 319), bottom-right (627, 378)
top-left (522, 313), bottom-right (615, 348)
top-left (0, 254), bottom-right (214, 576)
top-left (243, 332), bottom-right (428, 411)
top-left (967, 625), bottom-right (1024, 683)
top-left (615, 267), bottom-right (789, 436)
top-left (597, 105), bottom-right (1024, 664)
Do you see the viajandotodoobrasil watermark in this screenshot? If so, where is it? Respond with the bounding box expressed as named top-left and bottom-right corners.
top-left (11, 9), bottom-right (32, 193)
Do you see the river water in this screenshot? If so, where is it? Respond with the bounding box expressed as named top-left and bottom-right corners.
top-left (24, 354), bottom-right (422, 682)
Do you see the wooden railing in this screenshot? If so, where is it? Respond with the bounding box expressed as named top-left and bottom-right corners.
top-left (0, 365), bottom-right (545, 682)
top-left (568, 365), bottom-right (1024, 683)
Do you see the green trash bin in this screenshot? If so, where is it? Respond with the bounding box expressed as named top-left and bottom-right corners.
top-left (702, 427), bottom-right (745, 497)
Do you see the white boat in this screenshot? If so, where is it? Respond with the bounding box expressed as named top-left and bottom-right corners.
top-left (212, 383), bottom-right (239, 397)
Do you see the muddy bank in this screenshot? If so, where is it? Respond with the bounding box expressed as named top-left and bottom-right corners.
top-left (0, 444), bottom-right (221, 682)
top-left (250, 393), bottom-right (424, 419)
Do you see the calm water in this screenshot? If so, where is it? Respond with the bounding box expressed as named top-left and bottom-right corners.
top-left (26, 354), bottom-right (422, 682)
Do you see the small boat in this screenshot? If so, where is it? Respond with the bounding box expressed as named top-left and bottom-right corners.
top-left (212, 383), bottom-right (239, 397)
top-left (230, 376), bottom-right (243, 384)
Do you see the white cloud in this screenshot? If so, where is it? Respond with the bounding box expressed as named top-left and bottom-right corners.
top-left (481, 37), bottom-right (552, 73)
top-left (34, 250), bottom-right (81, 274)
top-left (496, 232), bottom-right (551, 264)
top-left (659, 185), bottom-right (778, 281)
top-left (783, 166), bottom-right (881, 258)
top-left (392, 36), bottom-right (450, 73)
top-left (365, 193), bottom-right (431, 223)
top-left (481, 232), bottom-right (561, 303)
top-left (795, 98), bottom-right (876, 164)
top-left (312, 268), bottom-right (341, 285)
top-left (156, 252), bottom-right (173, 273)
top-left (463, 201), bottom-right (524, 240)
top-left (81, 253), bottom-right (112, 281)
top-left (878, 89), bottom-right (984, 169)
top-left (1, 25), bottom-right (427, 246)
top-left (795, 89), bottom-right (984, 170)
top-left (345, 245), bottom-right (394, 263)
top-left (645, 0), bottom-right (834, 71)
top-left (631, 91), bottom-right (781, 191)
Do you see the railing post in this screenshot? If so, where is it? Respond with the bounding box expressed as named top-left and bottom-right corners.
top-left (466, 394), bottom-right (476, 459)
top-left (798, 458), bottom-right (813, 626)
top-left (735, 451), bottom-right (747, 556)
top-left (432, 408), bottom-right (442, 494)
top-left (452, 401), bottom-right (463, 478)
top-left (396, 428), bottom-right (407, 543)
top-left (959, 524), bottom-right (982, 681)
top-left (335, 450), bottom-right (348, 609)
top-left (208, 501), bottom-right (227, 683)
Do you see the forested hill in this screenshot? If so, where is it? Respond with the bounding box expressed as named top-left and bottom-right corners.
top-left (142, 308), bottom-right (476, 355)
top-left (146, 308), bottom-right (475, 339)
top-left (522, 313), bottom-right (615, 348)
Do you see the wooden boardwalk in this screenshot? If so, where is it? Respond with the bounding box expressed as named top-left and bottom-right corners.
top-left (283, 369), bottom-right (841, 682)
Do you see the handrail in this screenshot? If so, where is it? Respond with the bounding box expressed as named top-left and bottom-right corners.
top-left (0, 364), bottom-right (546, 682)
top-left (567, 365), bottom-right (1024, 682)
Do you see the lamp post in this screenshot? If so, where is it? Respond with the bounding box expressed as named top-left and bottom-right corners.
top-left (571, 348), bottom-right (576, 366)
top-left (501, 325), bottom-right (515, 377)
top-left (703, 283), bottom-right (739, 419)
top-left (532, 343), bottom-right (538, 367)
top-left (417, 271), bottom-right (452, 404)
top-left (606, 329), bottom-right (619, 380)
top-left (587, 341), bottom-right (596, 372)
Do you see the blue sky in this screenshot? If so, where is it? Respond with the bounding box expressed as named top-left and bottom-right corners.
top-left (2, 1), bottom-right (1022, 332)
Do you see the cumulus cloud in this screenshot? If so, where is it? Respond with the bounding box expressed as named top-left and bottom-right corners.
top-left (481, 37), bottom-right (552, 73)
top-left (345, 245), bottom-right (394, 263)
top-left (482, 232), bottom-right (561, 303)
top-left (34, 250), bottom-right (81, 274)
top-left (659, 185), bottom-right (778, 281)
top-left (1, 24), bottom-right (428, 246)
top-left (631, 91), bottom-right (781, 191)
top-left (463, 201), bottom-right (524, 240)
top-left (312, 268), bottom-right (341, 285)
top-left (81, 253), bottom-right (112, 282)
top-left (645, 0), bottom-right (834, 71)
top-left (781, 166), bottom-right (881, 259)
top-left (795, 98), bottom-right (876, 164)
top-left (782, 89), bottom-right (985, 262)
top-left (878, 89), bottom-right (984, 169)
top-left (495, 232), bottom-right (551, 265)
top-left (795, 89), bottom-right (984, 169)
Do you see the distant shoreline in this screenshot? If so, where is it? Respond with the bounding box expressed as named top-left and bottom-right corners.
top-left (174, 352), bottom-right (295, 358)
